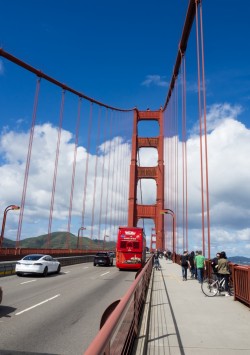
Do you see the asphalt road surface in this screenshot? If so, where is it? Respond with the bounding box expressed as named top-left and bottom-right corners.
top-left (0, 261), bottom-right (137, 354)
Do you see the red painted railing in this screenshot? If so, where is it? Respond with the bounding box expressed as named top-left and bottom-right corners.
top-left (84, 256), bottom-right (153, 354)
top-left (231, 264), bottom-right (250, 307)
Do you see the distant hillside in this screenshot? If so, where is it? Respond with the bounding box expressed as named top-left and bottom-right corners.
top-left (2, 232), bottom-right (116, 250)
top-left (228, 256), bottom-right (250, 266)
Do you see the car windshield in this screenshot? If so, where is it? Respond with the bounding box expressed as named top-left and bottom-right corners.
top-left (23, 255), bottom-right (43, 261)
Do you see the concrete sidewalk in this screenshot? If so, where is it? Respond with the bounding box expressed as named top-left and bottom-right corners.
top-left (133, 258), bottom-right (250, 354)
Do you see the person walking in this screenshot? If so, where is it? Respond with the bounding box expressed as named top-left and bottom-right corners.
top-left (211, 252), bottom-right (220, 280)
top-left (180, 250), bottom-right (190, 281)
top-left (195, 250), bottom-right (206, 283)
top-left (217, 251), bottom-right (231, 296)
top-left (153, 249), bottom-right (160, 270)
top-left (188, 251), bottom-right (196, 279)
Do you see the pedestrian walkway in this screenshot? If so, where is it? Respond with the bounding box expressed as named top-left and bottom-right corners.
top-left (133, 258), bottom-right (250, 354)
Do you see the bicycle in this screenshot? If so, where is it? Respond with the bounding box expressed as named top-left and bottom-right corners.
top-left (201, 274), bottom-right (233, 297)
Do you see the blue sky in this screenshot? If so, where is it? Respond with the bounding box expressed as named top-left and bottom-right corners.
top-left (0, 0), bottom-right (250, 258)
top-left (0, 0), bottom-right (248, 116)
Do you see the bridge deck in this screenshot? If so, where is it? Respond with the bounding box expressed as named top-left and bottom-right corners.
top-left (133, 258), bottom-right (250, 354)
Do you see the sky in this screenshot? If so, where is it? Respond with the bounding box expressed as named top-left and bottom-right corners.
top-left (0, 0), bottom-right (250, 258)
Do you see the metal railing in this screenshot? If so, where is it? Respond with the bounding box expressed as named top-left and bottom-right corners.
top-left (231, 264), bottom-right (250, 306)
top-left (85, 256), bottom-right (154, 354)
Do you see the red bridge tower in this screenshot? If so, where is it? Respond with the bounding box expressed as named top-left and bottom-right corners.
top-left (128, 110), bottom-right (165, 250)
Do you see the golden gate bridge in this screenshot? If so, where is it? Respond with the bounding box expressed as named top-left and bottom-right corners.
top-left (0, 0), bottom-right (212, 259)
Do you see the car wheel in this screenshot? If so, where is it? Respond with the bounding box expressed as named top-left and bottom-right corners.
top-left (16, 272), bottom-right (23, 277)
top-left (93, 262), bottom-right (96, 266)
top-left (111, 261), bottom-right (113, 266)
top-left (56, 265), bottom-right (61, 274)
top-left (43, 266), bottom-right (48, 277)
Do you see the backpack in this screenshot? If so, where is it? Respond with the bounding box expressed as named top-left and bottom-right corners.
top-left (181, 255), bottom-right (188, 267)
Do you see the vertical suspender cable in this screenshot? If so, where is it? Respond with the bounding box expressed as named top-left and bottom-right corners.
top-left (195, 0), bottom-right (205, 256)
top-left (47, 90), bottom-right (65, 245)
top-left (16, 77), bottom-right (41, 248)
top-left (97, 109), bottom-right (108, 241)
top-left (104, 111), bottom-right (113, 237)
top-left (200, 1), bottom-right (211, 259)
top-left (182, 57), bottom-right (188, 251)
top-left (65, 97), bottom-right (82, 249)
top-left (175, 81), bottom-right (179, 254)
top-left (112, 137), bottom-right (120, 238)
top-left (81, 102), bottom-right (93, 238)
top-left (181, 56), bottom-right (187, 251)
top-left (109, 113), bottom-right (117, 236)
top-left (90, 106), bottom-right (102, 241)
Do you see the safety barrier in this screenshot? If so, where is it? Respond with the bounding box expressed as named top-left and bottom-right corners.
top-left (85, 256), bottom-right (154, 355)
top-left (231, 264), bottom-right (250, 307)
top-left (0, 247), bottom-right (103, 258)
top-left (0, 262), bottom-right (16, 276)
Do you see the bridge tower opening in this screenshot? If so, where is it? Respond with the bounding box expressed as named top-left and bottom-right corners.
top-left (128, 110), bottom-right (164, 250)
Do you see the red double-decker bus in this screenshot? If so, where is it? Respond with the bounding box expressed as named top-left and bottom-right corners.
top-left (116, 227), bottom-right (146, 270)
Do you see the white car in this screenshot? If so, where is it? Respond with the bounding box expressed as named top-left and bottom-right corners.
top-left (15, 254), bottom-right (61, 277)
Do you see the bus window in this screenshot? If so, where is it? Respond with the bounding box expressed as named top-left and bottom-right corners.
top-left (133, 242), bottom-right (139, 249)
top-left (120, 241), bottom-right (126, 248)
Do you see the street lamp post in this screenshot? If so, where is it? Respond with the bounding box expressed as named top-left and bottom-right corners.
top-left (0, 205), bottom-right (20, 248)
top-left (160, 209), bottom-right (176, 261)
top-left (103, 235), bottom-right (109, 250)
top-left (77, 227), bottom-right (86, 249)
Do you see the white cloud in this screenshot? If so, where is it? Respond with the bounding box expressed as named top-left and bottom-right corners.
top-left (191, 103), bottom-right (243, 134)
top-left (174, 103), bottom-right (250, 257)
top-left (141, 75), bottom-right (168, 87)
top-left (0, 123), bottom-right (131, 242)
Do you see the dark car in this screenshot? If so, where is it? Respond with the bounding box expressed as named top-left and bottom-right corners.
top-left (93, 252), bottom-right (113, 266)
top-left (0, 286), bottom-right (2, 304)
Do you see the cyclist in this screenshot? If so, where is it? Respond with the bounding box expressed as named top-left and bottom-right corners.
top-left (217, 251), bottom-right (231, 296)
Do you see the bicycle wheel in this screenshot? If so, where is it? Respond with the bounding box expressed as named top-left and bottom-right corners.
top-left (201, 278), bottom-right (219, 297)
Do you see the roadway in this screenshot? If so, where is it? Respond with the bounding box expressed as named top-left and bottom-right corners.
top-left (0, 261), bottom-right (137, 354)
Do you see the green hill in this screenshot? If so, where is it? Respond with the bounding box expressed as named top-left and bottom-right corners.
top-left (3, 232), bottom-right (116, 250)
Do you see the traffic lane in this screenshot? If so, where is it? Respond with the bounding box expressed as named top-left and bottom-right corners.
top-left (0, 262), bottom-right (94, 314)
top-left (0, 263), bottom-right (137, 354)
top-left (0, 262), bottom-right (124, 312)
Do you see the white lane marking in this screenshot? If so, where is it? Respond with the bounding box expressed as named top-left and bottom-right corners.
top-left (100, 272), bottom-right (110, 277)
top-left (15, 294), bottom-right (60, 315)
top-left (20, 280), bottom-right (37, 285)
top-left (63, 271), bottom-right (71, 274)
top-left (83, 266), bottom-right (89, 269)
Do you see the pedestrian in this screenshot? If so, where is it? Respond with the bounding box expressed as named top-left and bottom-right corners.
top-left (188, 251), bottom-right (196, 279)
top-left (217, 251), bottom-right (231, 296)
top-left (211, 252), bottom-right (220, 280)
top-left (180, 250), bottom-right (190, 281)
top-left (195, 250), bottom-right (206, 283)
top-left (153, 249), bottom-right (160, 270)
top-left (167, 250), bottom-right (172, 261)
top-left (194, 250), bottom-right (199, 279)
